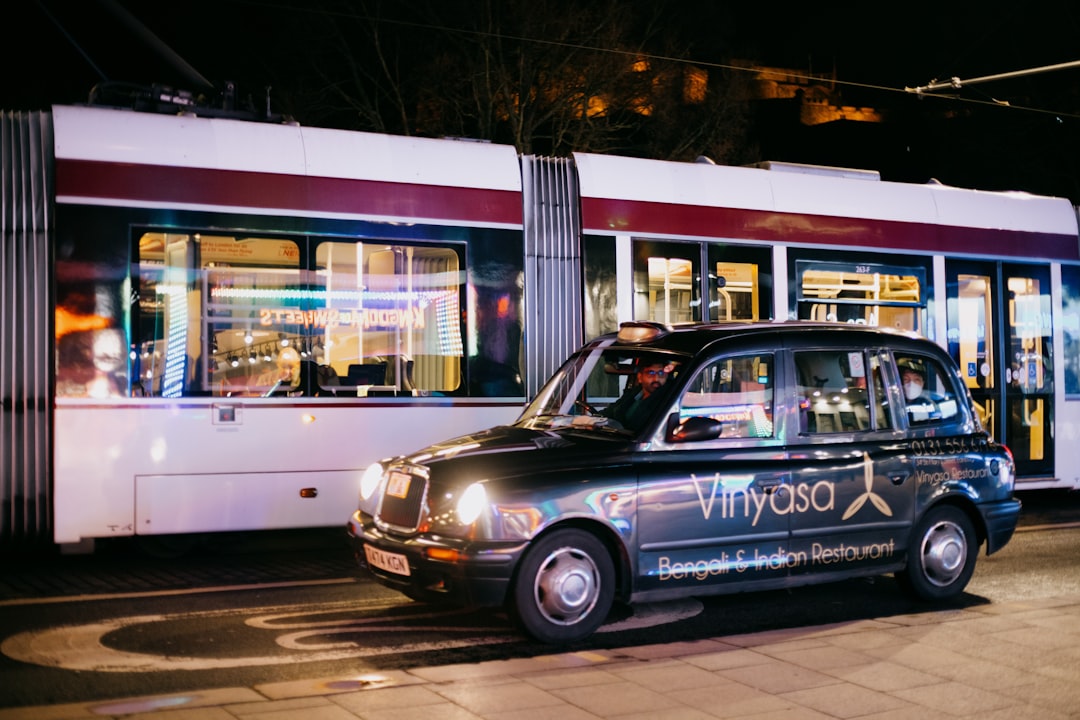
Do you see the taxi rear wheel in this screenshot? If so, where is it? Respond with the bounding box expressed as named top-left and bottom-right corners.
top-left (897, 506), bottom-right (978, 601)
top-left (510, 529), bottom-right (615, 644)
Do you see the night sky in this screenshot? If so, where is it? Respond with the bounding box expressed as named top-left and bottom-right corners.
top-left (6, 0), bottom-right (1079, 201)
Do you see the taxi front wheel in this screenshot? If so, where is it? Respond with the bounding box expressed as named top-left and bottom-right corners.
top-left (897, 506), bottom-right (978, 601)
top-left (510, 529), bottom-right (615, 644)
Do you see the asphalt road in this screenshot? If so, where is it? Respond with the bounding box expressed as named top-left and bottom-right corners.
top-left (1, 488), bottom-right (1075, 602)
top-left (0, 488), bottom-right (1077, 709)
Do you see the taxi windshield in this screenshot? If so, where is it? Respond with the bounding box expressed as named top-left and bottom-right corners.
top-left (519, 344), bottom-right (686, 434)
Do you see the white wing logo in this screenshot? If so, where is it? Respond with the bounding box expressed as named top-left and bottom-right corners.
top-left (841, 453), bottom-right (893, 520)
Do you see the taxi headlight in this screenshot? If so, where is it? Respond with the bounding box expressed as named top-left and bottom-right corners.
top-left (456, 482), bottom-right (488, 525)
top-left (360, 462), bottom-right (384, 501)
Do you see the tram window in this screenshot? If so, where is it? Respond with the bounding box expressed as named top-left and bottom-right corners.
top-left (954, 273), bottom-right (995, 392)
top-left (133, 234), bottom-right (304, 397)
top-left (133, 232), bottom-right (468, 398)
top-left (634, 241), bottom-right (700, 324)
top-left (583, 235), bottom-right (618, 340)
top-left (134, 233), bottom-right (304, 398)
top-left (707, 244), bottom-right (771, 322)
top-left (313, 242), bottom-right (465, 396)
top-left (795, 260), bottom-right (924, 333)
top-left (1063, 265), bottom-right (1080, 396)
top-left (1006, 274), bottom-right (1050, 393)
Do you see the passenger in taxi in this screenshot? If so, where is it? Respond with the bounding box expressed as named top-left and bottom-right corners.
top-left (603, 360), bottom-right (669, 430)
top-left (899, 359), bottom-right (943, 423)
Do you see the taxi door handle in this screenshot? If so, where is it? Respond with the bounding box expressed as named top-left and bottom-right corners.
top-left (888, 473), bottom-right (909, 486)
top-left (757, 479), bottom-right (783, 494)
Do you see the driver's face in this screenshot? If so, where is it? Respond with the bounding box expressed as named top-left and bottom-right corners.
top-left (637, 364), bottom-right (668, 397)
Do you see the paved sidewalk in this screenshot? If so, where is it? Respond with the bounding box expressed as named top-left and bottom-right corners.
top-left (2, 593), bottom-right (1078, 720)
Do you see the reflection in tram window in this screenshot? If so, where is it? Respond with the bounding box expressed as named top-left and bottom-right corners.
top-left (583, 235), bottom-right (618, 341)
top-left (132, 232), bottom-right (469, 398)
top-left (314, 241), bottom-right (465, 397)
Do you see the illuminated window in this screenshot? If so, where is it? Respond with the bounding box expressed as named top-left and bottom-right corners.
top-left (796, 260), bottom-right (925, 332)
top-left (134, 232), bottom-right (466, 398)
top-left (314, 242), bottom-right (464, 395)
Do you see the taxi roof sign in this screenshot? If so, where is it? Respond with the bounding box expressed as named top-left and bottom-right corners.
top-left (616, 321), bottom-right (671, 344)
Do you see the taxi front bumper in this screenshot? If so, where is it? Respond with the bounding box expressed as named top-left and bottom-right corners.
top-left (346, 510), bottom-right (527, 607)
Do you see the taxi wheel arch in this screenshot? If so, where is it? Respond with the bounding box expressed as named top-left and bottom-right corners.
top-left (508, 527), bottom-right (617, 644)
top-left (896, 504), bottom-right (979, 601)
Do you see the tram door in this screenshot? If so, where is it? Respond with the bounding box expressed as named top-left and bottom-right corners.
top-left (945, 261), bottom-right (1054, 478)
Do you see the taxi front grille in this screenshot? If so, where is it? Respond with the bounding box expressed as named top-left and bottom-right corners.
top-left (377, 472), bottom-right (428, 530)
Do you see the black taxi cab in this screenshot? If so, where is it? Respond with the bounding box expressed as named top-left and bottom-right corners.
top-left (347, 321), bottom-right (1020, 643)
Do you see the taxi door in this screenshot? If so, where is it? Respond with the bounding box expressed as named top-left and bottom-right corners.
top-left (634, 351), bottom-right (795, 596)
top-left (785, 348), bottom-right (916, 578)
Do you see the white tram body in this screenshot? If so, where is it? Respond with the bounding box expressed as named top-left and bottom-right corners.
top-left (50, 105), bottom-right (530, 545)
top-left (1, 103), bottom-right (1077, 549)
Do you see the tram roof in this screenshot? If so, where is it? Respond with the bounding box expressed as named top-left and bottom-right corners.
top-left (572, 151), bottom-right (1080, 262)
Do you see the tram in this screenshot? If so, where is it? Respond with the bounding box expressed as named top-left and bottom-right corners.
top-left (2, 101), bottom-right (1078, 549)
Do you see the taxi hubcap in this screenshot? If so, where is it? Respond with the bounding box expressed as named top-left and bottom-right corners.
top-left (534, 546), bottom-right (600, 624)
top-left (921, 520), bottom-right (967, 586)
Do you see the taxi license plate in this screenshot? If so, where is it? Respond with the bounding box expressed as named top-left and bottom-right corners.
top-left (364, 544), bottom-right (411, 576)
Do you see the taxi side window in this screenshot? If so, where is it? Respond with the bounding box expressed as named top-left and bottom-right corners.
top-left (895, 354), bottom-right (960, 425)
top-left (795, 350), bottom-right (881, 433)
top-left (679, 353), bottom-right (774, 438)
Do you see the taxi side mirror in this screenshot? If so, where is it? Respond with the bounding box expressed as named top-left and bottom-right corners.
top-left (668, 415), bottom-right (723, 443)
